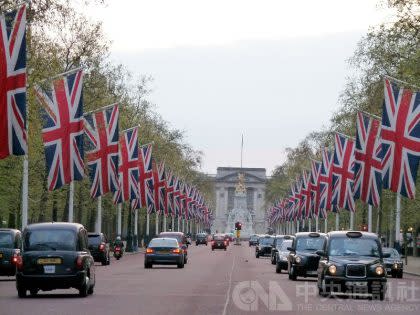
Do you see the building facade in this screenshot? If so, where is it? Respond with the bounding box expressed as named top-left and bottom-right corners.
top-left (212, 167), bottom-right (267, 234)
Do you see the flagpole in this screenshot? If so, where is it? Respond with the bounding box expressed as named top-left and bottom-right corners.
top-left (117, 203), bottom-right (122, 236)
top-left (155, 212), bottom-right (159, 236)
top-left (368, 204), bottom-right (372, 232)
top-left (146, 212), bottom-right (150, 239)
top-left (182, 218), bottom-right (185, 232)
top-left (324, 217), bottom-right (328, 233)
top-left (308, 218), bottom-right (312, 232)
top-left (95, 196), bottom-right (102, 232)
top-left (38, 67), bottom-right (83, 85)
top-left (315, 216), bottom-right (319, 232)
top-left (177, 217), bottom-right (181, 232)
top-left (163, 214), bottom-right (167, 232)
top-left (83, 102), bottom-right (119, 116)
top-left (384, 75), bottom-right (420, 90)
top-left (21, 148), bottom-right (28, 230)
top-left (335, 212), bottom-right (339, 230)
top-left (134, 208), bottom-right (138, 250)
top-left (395, 194), bottom-right (401, 249)
top-left (68, 181), bottom-right (74, 222)
top-left (350, 211), bottom-right (354, 230)
top-left (171, 216), bottom-right (175, 231)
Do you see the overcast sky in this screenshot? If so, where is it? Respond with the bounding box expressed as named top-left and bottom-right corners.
top-left (86, 0), bottom-right (391, 175)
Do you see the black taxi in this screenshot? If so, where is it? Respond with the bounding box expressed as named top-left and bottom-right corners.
top-left (0, 228), bottom-right (22, 276)
top-left (16, 222), bottom-right (95, 298)
top-left (316, 231), bottom-right (387, 300)
top-left (287, 232), bottom-right (326, 280)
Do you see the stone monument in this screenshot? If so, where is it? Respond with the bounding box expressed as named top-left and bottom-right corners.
top-left (226, 173), bottom-right (254, 238)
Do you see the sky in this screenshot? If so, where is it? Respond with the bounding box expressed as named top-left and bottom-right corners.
top-left (86, 0), bottom-right (392, 175)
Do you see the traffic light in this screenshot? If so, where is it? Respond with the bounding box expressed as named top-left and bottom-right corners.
top-left (235, 222), bottom-right (242, 230)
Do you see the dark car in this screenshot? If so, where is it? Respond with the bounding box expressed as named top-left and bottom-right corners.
top-left (287, 232), bottom-right (326, 280)
top-left (16, 222), bottom-right (95, 298)
top-left (212, 234), bottom-right (228, 251)
top-left (158, 232), bottom-right (188, 263)
top-left (317, 231), bottom-right (387, 300)
top-left (249, 234), bottom-right (258, 247)
top-left (270, 235), bottom-right (294, 264)
top-left (88, 232), bottom-right (110, 265)
top-left (0, 228), bottom-right (22, 276)
top-left (276, 239), bottom-right (293, 273)
top-left (144, 238), bottom-right (185, 269)
top-left (382, 247), bottom-right (403, 278)
top-left (196, 233), bottom-right (208, 246)
top-left (256, 235), bottom-right (275, 258)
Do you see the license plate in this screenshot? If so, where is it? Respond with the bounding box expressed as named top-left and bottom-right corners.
top-left (43, 265), bottom-right (56, 274)
top-left (157, 250), bottom-right (170, 254)
top-left (307, 270), bottom-right (317, 275)
top-left (37, 257), bottom-right (62, 265)
top-left (386, 268), bottom-right (391, 272)
top-left (346, 281), bottom-right (367, 287)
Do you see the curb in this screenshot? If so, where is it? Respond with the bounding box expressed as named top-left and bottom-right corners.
top-left (404, 271), bottom-right (420, 277)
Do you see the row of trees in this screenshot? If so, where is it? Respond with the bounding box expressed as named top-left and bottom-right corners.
top-left (0, 0), bottom-right (214, 239)
top-left (266, 0), bottom-right (420, 244)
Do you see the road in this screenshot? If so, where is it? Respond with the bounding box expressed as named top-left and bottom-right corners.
top-left (1, 243), bottom-right (419, 315)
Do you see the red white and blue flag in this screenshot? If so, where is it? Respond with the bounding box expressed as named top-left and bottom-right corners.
top-left (319, 148), bottom-right (335, 213)
top-left (84, 104), bottom-right (119, 198)
top-left (166, 169), bottom-right (175, 217)
top-left (332, 133), bottom-right (356, 212)
top-left (113, 127), bottom-right (139, 204)
top-left (179, 180), bottom-right (187, 219)
top-left (354, 111), bottom-right (382, 206)
top-left (381, 78), bottom-right (420, 199)
top-left (172, 176), bottom-right (181, 217)
top-left (137, 143), bottom-right (155, 213)
top-left (0, 5), bottom-right (27, 159)
top-left (36, 70), bottom-right (84, 191)
top-left (152, 160), bottom-right (166, 214)
top-left (299, 171), bottom-right (312, 220)
top-left (310, 159), bottom-right (323, 218)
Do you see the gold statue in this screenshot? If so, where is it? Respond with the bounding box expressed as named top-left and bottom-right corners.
top-left (235, 173), bottom-right (246, 194)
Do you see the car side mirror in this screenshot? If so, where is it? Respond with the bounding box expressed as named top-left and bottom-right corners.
top-left (287, 247), bottom-right (293, 251)
top-left (316, 250), bottom-right (326, 256)
top-left (382, 252), bottom-right (391, 258)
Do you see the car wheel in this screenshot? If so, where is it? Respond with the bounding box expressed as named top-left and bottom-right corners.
top-left (397, 271), bottom-right (403, 278)
top-left (116, 256), bottom-right (120, 260)
top-left (205, 243), bottom-right (208, 246)
top-left (271, 256), bottom-right (276, 265)
top-left (184, 257), bottom-right (188, 264)
top-left (392, 273), bottom-right (396, 278)
top-left (107, 255), bottom-right (111, 265)
top-left (101, 259), bottom-right (107, 266)
top-left (276, 264), bottom-right (281, 274)
top-left (87, 284), bottom-right (94, 295)
top-left (256, 253), bottom-right (259, 258)
top-left (318, 278), bottom-right (329, 297)
top-left (29, 288), bottom-right (38, 297)
top-left (79, 282), bottom-right (89, 297)
top-left (212, 247), bottom-right (214, 251)
top-left (17, 284), bottom-right (26, 298)
top-left (289, 267), bottom-right (297, 281)
top-left (224, 248), bottom-right (227, 251)
top-left (177, 261), bottom-right (184, 268)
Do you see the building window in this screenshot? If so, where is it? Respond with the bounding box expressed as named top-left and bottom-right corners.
top-left (227, 187), bottom-right (235, 211)
top-left (247, 188), bottom-right (254, 211)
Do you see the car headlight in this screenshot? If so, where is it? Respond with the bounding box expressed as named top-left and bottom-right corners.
top-left (328, 265), bottom-right (337, 275)
top-left (295, 256), bottom-right (301, 264)
top-left (393, 263), bottom-right (398, 269)
top-left (375, 266), bottom-right (384, 276)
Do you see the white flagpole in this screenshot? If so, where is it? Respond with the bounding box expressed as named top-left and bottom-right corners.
top-left (171, 216), bottom-right (175, 231)
top-left (117, 203), bottom-right (122, 235)
top-left (155, 212), bottom-right (159, 235)
top-left (134, 208), bottom-right (138, 249)
top-left (146, 212), bottom-right (150, 237)
top-left (95, 196), bottom-right (102, 233)
top-left (182, 218), bottom-right (185, 232)
top-left (368, 204), bottom-right (373, 232)
top-left (68, 181), bottom-right (74, 222)
top-left (177, 217), bottom-right (180, 232)
top-left (308, 218), bottom-right (312, 232)
top-left (350, 211), bottom-right (354, 230)
top-left (335, 212), bottom-right (339, 230)
top-left (163, 214), bottom-right (167, 232)
top-left (324, 218), bottom-right (328, 233)
top-left (21, 153), bottom-right (28, 229)
top-left (296, 220), bottom-right (300, 233)
top-left (315, 216), bottom-right (319, 232)
top-left (395, 194), bottom-right (401, 247)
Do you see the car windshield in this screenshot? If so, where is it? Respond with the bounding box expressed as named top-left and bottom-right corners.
top-left (280, 240), bottom-right (293, 251)
top-left (275, 238), bottom-right (285, 249)
top-left (259, 237), bottom-right (274, 245)
top-left (382, 248), bottom-right (401, 259)
top-left (88, 235), bottom-right (102, 245)
top-left (159, 233), bottom-right (182, 243)
top-left (296, 237), bottom-right (325, 251)
top-left (250, 235), bottom-right (258, 241)
top-left (149, 238), bottom-right (178, 248)
top-left (0, 232), bottom-right (13, 248)
top-left (24, 229), bottom-right (76, 251)
top-left (329, 238), bottom-right (380, 257)
top-left (214, 235), bottom-right (225, 240)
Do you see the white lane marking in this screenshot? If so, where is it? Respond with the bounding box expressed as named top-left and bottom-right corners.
top-left (222, 254), bottom-right (236, 315)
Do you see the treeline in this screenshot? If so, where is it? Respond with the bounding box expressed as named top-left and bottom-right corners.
top-left (266, 0), bottom-right (420, 239)
top-left (0, 0), bottom-right (214, 237)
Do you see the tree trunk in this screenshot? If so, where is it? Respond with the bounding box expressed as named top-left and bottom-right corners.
top-left (52, 192), bottom-right (58, 222)
top-left (38, 174), bottom-right (48, 223)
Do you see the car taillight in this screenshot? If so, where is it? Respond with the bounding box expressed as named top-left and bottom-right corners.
top-left (146, 248), bottom-right (154, 254)
top-left (12, 254), bottom-right (23, 270)
top-left (224, 241), bottom-right (227, 245)
top-left (99, 243), bottom-right (105, 251)
top-left (172, 248), bottom-right (181, 254)
top-left (115, 246), bottom-right (121, 252)
top-left (76, 256), bottom-right (83, 270)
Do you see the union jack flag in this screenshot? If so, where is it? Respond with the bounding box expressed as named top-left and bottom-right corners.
top-left (113, 127), bottom-right (139, 204)
top-left (300, 170), bottom-right (311, 219)
top-left (332, 133), bottom-right (356, 212)
top-left (295, 177), bottom-right (304, 220)
top-left (166, 169), bottom-right (175, 217)
top-left (288, 184), bottom-right (299, 221)
top-left (172, 176), bottom-right (181, 217)
top-left (132, 143), bottom-right (155, 213)
top-left (84, 104), bottom-right (119, 198)
top-left (309, 159), bottom-right (322, 218)
top-left (354, 112), bottom-right (382, 206)
top-left (152, 160), bottom-right (166, 214)
top-left (36, 70), bottom-right (84, 191)
top-left (178, 180), bottom-right (187, 219)
top-left (0, 5), bottom-right (27, 159)
top-left (319, 148), bottom-right (335, 213)
top-left (381, 78), bottom-right (420, 199)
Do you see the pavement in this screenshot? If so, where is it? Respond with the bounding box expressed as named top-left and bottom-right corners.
top-left (1, 244), bottom-right (420, 315)
top-left (404, 256), bottom-right (420, 276)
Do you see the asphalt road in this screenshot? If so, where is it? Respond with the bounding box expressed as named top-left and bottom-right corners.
top-left (1, 243), bottom-right (420, 315)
